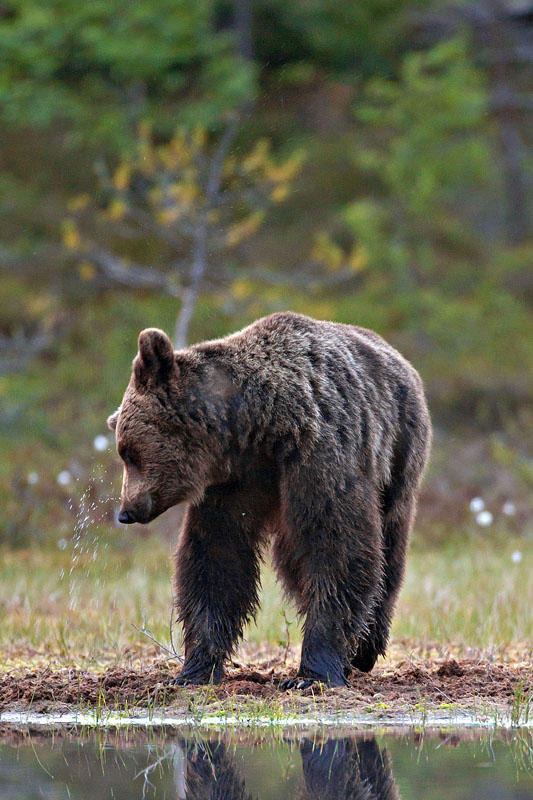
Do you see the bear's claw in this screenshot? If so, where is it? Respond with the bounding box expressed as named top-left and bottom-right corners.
top-left (170, 675), bottom-right (218, 687)
top-left (172, 677), bottom-right (190, 687)
top-left (170, 662), bottom-right (223, 687)
top-left (280, 678), bottom-right (315, 690)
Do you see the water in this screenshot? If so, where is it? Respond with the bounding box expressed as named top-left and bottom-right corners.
top-left (64, 476), bottom-right (116, 613)
top-left (0, 728), bottom-right (531, 799)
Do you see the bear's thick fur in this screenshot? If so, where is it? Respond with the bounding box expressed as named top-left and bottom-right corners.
top-left (108, 312), bottom-right (431, 687)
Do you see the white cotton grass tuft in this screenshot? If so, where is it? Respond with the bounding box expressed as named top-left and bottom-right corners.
top-left (27, 472), bottom-right (39, 485)
top-left (469, 497), bottom-right (485, 513)
top-left (502, 501), bottom-right (516, 516)
top-left (57, 538), bottom-right (68, 550)
top-left (511, 550), bottom-right (522, 564)
top-left (56, 470), bottom-right (72, 486)
top-left (475, 510), bottom-right (493, 527)
top-left (93, 434), bottom-right (109, 452)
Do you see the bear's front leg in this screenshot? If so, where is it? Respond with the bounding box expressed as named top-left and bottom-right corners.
top-left (280, 620), bottom-right (348, 689)
top-left (173, 485), bottom-right (267, 686)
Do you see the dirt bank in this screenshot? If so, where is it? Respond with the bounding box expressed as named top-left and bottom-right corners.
top-left (1, 643), bottom-right (530, 722)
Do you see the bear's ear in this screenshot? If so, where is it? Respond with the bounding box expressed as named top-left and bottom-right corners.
top-left (134, 328), bottom-right (175, 386)
top-left (107, 407), bottom-right (120, 432)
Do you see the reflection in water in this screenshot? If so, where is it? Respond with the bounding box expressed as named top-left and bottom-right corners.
top-left (173, 740), bottom-right (254, 800)
top-left (171, 735), bottom-right (398, 800)
top-left (0, 728), bottom-right (531, 799)
top-left (300, 737), bottom-right (398, 800)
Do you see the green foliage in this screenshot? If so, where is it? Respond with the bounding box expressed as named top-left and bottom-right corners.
top-left (0, 0), bottom-right (253, 147)
top-left (0, 0), bottom-right (424, 148)
top-left (328, 39), bottom-right (533, 413)
top-left (252, 0), bottom-right (426, 77)
top-left (353, 38), bottom-right (492, 227)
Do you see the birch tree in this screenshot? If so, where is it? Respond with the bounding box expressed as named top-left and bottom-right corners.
top-left (63, 119), bottom-right (304, 347)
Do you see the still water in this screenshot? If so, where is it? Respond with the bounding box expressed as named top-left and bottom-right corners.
top-left (0, 727), bottom-right (531, 799)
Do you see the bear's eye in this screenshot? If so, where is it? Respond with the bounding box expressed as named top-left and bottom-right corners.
top-left (118, 447), bottom-right (136, 467)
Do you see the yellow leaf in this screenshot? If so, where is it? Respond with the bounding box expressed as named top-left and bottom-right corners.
top-left (78, 262), bottom-right (96, 281)
top-left (167, 182), bottom-right (197, 208)
top-left (225, 212), bottom-right (265, 247)
top-left (139, 134), bottom-right (155, 174)
top-left (158, 146), bottom-right (173, 169)
top-left (192, 127), bottom-right (207, 151)
top-left (183, 167), bottom-right (197, 185)
top-left (67, 194), bottom-right (90, 213)
top-left (265, 151), bottom-right (305, 183)
top-left (312, 233), bottom-right (343, 271)
top-left (232, 279), bottom-right (254, 299)
top-left (107, 200), bottom-right (126, 220)
top-left (179, 183), bottom-right (199, 206)
top-left (169, 131), bottom-right (192, 167)
top-left (270, 184), bottom-right (289, 203)
top-left (149, 187), bottom-right (163, 205)
top-left (349, 244), bottom-right (368, 273)
top-left (223, 156), bottom-right (237, 176)
top-left (61, 220), bottom-right (81, 251)
top-left (112, 163), bottom-right (131, 192)
top-left (242, 139), bottom-right (270, 173)
top-left (157, 207), bottom-right (181, 226)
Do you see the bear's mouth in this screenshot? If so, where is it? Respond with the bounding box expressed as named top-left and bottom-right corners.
top-left (118, 485), bottom-right (197, 525)
top-left (118, 494), bottom-right (187, 525)
top-left (119, 507), bottom-right (158, 525)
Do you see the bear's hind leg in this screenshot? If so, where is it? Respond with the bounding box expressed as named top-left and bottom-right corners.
top-left (351, 494), bottom-right (414, 673)
top-left (275, 466), bottom-right (384, 689)
top-left (352, 394), bottom-right (430, 674)
top-left (173, 485), bottom-right (268, 685)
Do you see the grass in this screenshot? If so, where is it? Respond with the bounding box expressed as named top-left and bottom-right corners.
top-left (0, 528), bottom-right (531, 671)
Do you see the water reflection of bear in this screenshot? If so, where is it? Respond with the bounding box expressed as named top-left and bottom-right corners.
top-left (173, 736), bottom-right (399, 800)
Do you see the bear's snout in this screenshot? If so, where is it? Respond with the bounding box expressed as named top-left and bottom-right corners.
top-left (118, 493), bottom-right (153, 524)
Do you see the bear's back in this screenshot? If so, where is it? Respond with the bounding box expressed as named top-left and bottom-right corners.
top-left (194, 312), bottom-right (429, 485)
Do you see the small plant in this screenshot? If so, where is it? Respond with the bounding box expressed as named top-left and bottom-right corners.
top-left (510, 681), bottom-right (531, 727)
top-left (278, 609), bottom-right (294, 665)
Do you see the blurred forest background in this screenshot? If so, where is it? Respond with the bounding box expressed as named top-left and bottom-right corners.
top-left (1, 0), bottom-right (532, 553)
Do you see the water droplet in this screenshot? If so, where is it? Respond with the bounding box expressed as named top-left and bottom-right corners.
top-left (475, 510), bottom-right (493, 527)
top-left (502, 501), bottom-right (516, 516)
top-left (57, 470), bottom-right (72, 486)
top-left (93, 434), bottom-right (109, 452)
top-left (469, 497), bottom-right (484, 513)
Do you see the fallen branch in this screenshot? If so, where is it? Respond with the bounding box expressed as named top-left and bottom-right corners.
top-left (131, 622), bottom-right (184, 663)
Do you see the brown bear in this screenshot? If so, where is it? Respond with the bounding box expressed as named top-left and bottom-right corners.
top-left (107, 312), bottom-right (431, 688)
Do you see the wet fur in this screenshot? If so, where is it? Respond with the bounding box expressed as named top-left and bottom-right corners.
top-left (111, 312), bottom-right (431, 686)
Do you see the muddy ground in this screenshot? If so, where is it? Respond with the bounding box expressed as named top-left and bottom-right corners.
top-left (0, 643), bottom-right (530, 721)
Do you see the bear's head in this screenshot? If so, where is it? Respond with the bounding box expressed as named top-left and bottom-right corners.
top-left (107, 328), bottom-right (231, 524)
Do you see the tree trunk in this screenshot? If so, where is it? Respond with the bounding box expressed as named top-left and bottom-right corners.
top-left (234, 0), bottom-right (254, 62)
top-left (174, 221), bottom-right (208, 349)
top-left (173, 117), bottom-right (241, 348)
top-left (495, 108), bottom-right (530, 244)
